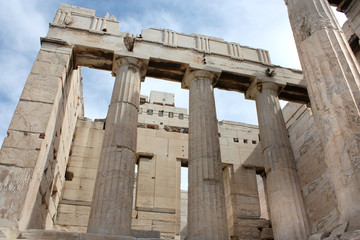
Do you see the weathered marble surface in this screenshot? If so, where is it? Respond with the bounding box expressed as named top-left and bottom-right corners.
top-left (47, 4), bottom-right (308, 103)
top-left (286, 0), bottom-right (360, 230)
top-left (3, 2), bottom-right (359, 239)
top-left (283, 103), bottom-right (340, 234)
top-left (87, 57), bottom-right (147, 235)
top-left (186, 70), bottom-right (229, 240)
top-left (0, 42), bottom-right (83, 232)
top-left (55, 92), bottom-right (268, 239)
top-left (255, 83), bottom-right (309, 240)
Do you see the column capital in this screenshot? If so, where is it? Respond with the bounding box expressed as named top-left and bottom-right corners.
top-left (112, 55), bottom-right (148, 81)
top-left (182, 65), bottom-right (221, 89)
top-left (260, 82), bottom-right (280, 91)
top-left (245, 80), bottom-right (282, 100)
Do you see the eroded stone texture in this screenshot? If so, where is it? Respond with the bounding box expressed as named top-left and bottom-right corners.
top-left (3, 3), bottom-right (358, 239)
top-left (255, 82), bottom-right (309, 240)
top-left (286, 0), bottom-right (360, 229)
top-left (54, 118), bottom-right (104, 232)
top-left (186, 70), bottom-right (229, 240)
top-left (0, 42), bottom-right (83, 232)
top-left (283, 103), bottom-right (340, 234)
top-left (223, 164), bottom-right (272, 239)
top-left (87, 57), bottom-right (147, 235)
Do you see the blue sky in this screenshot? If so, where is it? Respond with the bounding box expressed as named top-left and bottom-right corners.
top-left (0, 0), bottom-right (347, 148)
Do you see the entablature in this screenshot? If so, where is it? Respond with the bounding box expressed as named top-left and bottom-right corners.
top-left (44, 4), bottom-right (309, 104)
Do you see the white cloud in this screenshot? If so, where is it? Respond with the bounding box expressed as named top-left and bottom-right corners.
top-left (0, 51), bottom-right (29, 100)
top-left (0, 0), bottom-right (48, 52)
top-left (214, 89), bottom-right (258, 124)
top-left (0, 0), bottom-right (52, 145)
top-left (119, 17), bottom-right (143, 35)
top-left (81, 68), bottom-right (114, 120)
top-left (121, 9), bottom-right (185, 35)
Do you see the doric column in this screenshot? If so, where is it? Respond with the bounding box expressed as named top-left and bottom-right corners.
top-left (184, 69), bottom-right (229, 240)
top-left (87, 56), bottom-right (147, 235)
top-left (285, 0), bottom-right (360, 229)
top-left (255, 82), bottom-right (309, 240)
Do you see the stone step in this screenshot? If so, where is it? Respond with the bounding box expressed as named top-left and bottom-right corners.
top-left (18, 229), bottom-right (168, 240)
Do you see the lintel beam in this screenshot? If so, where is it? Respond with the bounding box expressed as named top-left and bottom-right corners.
top-left (46, 11), bottom-right (309, 103)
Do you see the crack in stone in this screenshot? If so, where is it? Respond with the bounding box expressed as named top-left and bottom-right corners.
top-left (0, 162), bottom-right (33, 169)
top-left (116, 145), bottom-right (135, 154)
top-left (111, 100), bottom-right (138, 110)
top-left (20, 99), bottom-right (53, 105)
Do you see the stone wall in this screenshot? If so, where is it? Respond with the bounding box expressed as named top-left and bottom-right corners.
top-left (30, 64), bottom-right (83, 230)
top-left (0, 41), bottom-right (83, 232)
top-left (257, 175), bottom-right (270, 220)
top-left (134, 129), bottom-right (184, 239)
top-left (282, 103), bottom-right (339, 234)
top-left (54, 118), bottom-right (104, 233)
top-left (54, 94), bottom-right (189, 239)
top-left (219, 120), bottom-right (271, 239)
top-left (179, 190), bottom-right (187, 240)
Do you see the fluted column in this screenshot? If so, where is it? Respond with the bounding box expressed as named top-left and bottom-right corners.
top-left (87, 56), bottom-right (147, 235)
top-left (285, 0), bottom-right (360, 229)
top-left (255, 82), bottom-right (309, 240)
top-left (186, 70), bottom-right (229, 240)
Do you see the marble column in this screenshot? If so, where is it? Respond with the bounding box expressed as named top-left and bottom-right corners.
top-left (87, 56), bottom-right (147, 235)
top-left (186, 70), bottom-right (229, 240)
top-left (255, 82), bottom-right (309, 240)
top-left (285, 0), bottom-right (360, 229)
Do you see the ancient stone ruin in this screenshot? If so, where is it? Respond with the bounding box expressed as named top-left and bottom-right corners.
top-left (0, 0), bottom-right (359, 239)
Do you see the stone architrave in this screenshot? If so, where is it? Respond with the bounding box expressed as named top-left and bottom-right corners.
top-left (87, 56), bottom-right (147, 236)
top-left (337, 0), bottom-right (360, 39)
top-left (285, 0), bottom-right (360, 229)
top-left (255, 82), bottom-right (310, 240)
top-left (185, 69), bottom-right (229, 240)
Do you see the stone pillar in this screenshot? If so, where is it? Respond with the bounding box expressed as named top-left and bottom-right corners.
top-left (255, 82), bottom-right (309, 240)
top-left (185, 69), bottom-right (229, 240)
top-left (260, 173), bottom-right (271, 221)
top-left (285, 0), bottom-right (360, 229)
top-left (87, 56), bottom-right (147, 236)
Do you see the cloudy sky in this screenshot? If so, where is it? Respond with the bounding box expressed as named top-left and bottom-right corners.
top-left (0, 0), bottom-right (347, 148)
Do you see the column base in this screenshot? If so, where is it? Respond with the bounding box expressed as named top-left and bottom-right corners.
top-left (308, 230), bottom-right (360, 240)
top-left (17, 229), bottom-right (162, 240)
